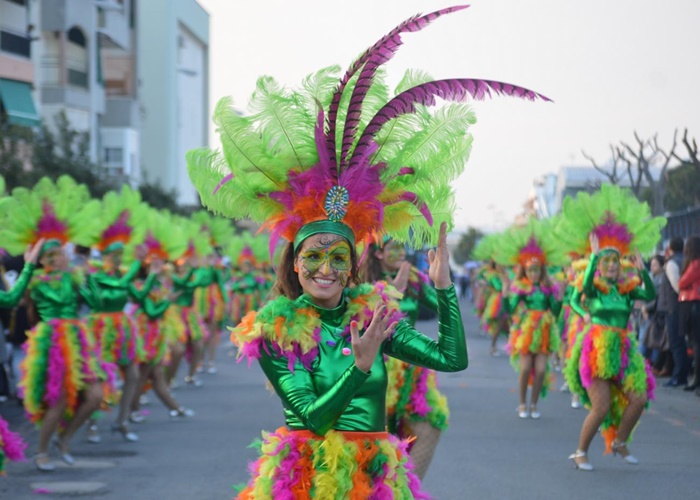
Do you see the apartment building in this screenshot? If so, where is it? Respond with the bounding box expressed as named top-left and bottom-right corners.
top-left (0, 0), bottom-right (41, 127)
top-left (1, 0), bottom-right (209, 205)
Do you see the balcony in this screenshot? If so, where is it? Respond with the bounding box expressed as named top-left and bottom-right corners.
top-left (0, 28), bottom-right (30, 58)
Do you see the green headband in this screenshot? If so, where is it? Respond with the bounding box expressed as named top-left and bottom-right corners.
top-left (103, 242), bottom-right (125, 254)
top-left (39, 239), bottom-right (62, 257)
top-left (293, 220), bottom-right (355, 252)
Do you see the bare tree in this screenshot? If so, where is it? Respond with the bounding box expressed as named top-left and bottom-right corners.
top-left (673, 128), bottom-right (700, 174)
top-left (584, 131), bottom-right (678, 216)
top-left (619, 130), bottom-right (677, 216)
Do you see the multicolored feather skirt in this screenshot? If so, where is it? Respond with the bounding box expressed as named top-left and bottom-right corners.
top-left (236, 427), bottom-right (430, 500)
top-left (231, 291), bottom-right (258, 326)
top-left (564, 324), bottom-right (655, 453)
top-left (19, 319), bottom-right (113, 425)
top-left (196, 283), bottom-right (226, 327)
top-left (480, 292), bottom-right (508, 337)
top-left (175, 305), bottom-right (209, 343)
top-left (385, 358), bottom-right (449, 434)
top-left (88, 311), bottom-right (144, 365)
top-left (132, 311), bottom-right (169, 366)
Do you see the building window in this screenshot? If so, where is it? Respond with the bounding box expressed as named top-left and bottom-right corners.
top-left (67, 28), bottom-right (86, 47)
top-left (0, 30), bottom-right (31, 58)
top-left (66, 27), bottom-right (88, 88)
top-left (103, 147), bottom-right (123, 165)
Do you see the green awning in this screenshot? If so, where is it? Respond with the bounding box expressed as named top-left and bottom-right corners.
top-left (0, 78), bottom-right (40, 127)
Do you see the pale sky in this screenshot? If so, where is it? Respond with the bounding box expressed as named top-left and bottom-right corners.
top-left (196, 0), bottom-right (700, 233)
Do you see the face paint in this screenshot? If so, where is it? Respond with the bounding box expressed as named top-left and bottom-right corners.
top-left (298, 238), bottom-right (351, 279)
top-left (295, 234), bottom-right (353, 309)
top-left (598, 251), bottom-right (620, 279)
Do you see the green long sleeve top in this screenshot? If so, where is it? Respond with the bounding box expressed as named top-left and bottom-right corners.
top-left (29, 270), bottom-right (98, 321)
top-left (205, 266), bottom-right (229, 304)
top-left (258, 284), bottom-right (467, 436)
top-left (507, 282), bottom-right (562, 317)
top-left (172, 267), bottom-right (209, 307)
top-left (87, 261), bottom-right (156, 313)
top-left (488, 275), bottom-right (503, 292)
top-left (574, 253), bottom-right (656, 328)
top-left (130, 278), bottom-right (171, 320)
top-left (0, 263), bottom-right (36, 308)
top-left (232, 273), bottom-right (258, 295)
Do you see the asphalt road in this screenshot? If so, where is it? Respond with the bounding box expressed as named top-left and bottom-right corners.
top-left (2, 299), bottom-right (699, 499)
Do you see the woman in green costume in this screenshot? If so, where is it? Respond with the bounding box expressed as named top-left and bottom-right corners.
top-left (360, 238), bottom-right (450, 480)
top-left (560, 184), bottom-right (665, 470)
top-left (187, 6), bottom-right (547, 495)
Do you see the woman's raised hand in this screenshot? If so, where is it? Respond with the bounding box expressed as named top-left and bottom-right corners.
top-left (350, 302), bottom-right (397, 373)
top-left (428, 222), bottom-right (452, 289)
top-left (390, 261), bottom-right (411, 293)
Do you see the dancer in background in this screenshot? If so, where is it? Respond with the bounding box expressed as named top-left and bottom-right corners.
top-left (0, 176), bottom-right (109, 472)
top-left (561, 184), bottom-right (664, 470)
top-left (495, 219), bottom-right (565, 419)
top-left (128, 210), bottom-right (195, 420)
top-left (86, 186), bottom-right (155, 442)
top-left (360, 237), bottom-right (449, 479)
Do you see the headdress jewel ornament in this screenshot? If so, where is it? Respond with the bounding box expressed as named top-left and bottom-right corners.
top-left (187, 5), bottom-right (550, 256)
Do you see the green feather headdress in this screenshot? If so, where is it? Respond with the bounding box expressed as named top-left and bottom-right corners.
top-left (187, 6), bottom-right (549, 257)
top-left (90, 185), bottom-right (148, 253)
top-left (0, 176), bottom-right (101, 256)
top-left (471, 233), bottom-right (500, 262)
top-left (556, 183), bottom-right (666, 257)
top-left (191, 210), bottom-right (233, 249)
top-left (493, 218), bottom-right (568, 268)
top-left (124, 209), bottom-right (188, 263)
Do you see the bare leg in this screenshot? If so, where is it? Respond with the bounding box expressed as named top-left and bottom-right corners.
top-left (151, 365), bottom-right (182, 411)
top-left (616, 390), bottom-right (647, 444)
top-left (518, 354), bottom-right (533, 407)
top-left (38, 395), bottom-right (68, 455)
top-left (131, 364), bottom-right (152, 413)
top-left (530, 354), bottom-right (548, 406)
top-left (573, 378), bottom-right (611, 465)
top-left (59, 382), bottom-right (103, 451)
top-left (166, 341), bottom-right (185, 385)
top-left (204, 320), bottom-right (220, 366)
top-left (116, 363), bottom-right (139, 424)
top-left (187, 339), bottom-right (204, 379)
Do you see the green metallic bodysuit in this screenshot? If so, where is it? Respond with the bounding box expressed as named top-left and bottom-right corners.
top-left (571, 254), bottom-right (655, 327)
top-left (257, 285), bottom-right (467, 436)
top-left (172, 267), bottom-right (209, 307)
top-left (30, 270), bottom-right (96, 321)
top-left (88, 261), bottom-right (156, 312)
top-left (507, 283), bottom-right (562, 316)
top-left (0, 263), bottom-right (35, 308)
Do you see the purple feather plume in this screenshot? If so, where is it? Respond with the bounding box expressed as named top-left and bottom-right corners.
top-left (327, 5), bottom-right (470, 176)
top-left (352, 78), bottom-right (551, 168)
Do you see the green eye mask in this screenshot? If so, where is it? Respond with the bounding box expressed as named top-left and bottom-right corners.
top-left (298, 240), bottom-right (351, 277)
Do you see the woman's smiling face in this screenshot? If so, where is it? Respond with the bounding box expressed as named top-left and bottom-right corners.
top-left (294, 233), bottom-right (352, 308)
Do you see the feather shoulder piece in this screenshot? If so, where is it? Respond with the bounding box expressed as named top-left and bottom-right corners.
top-left (231, 281), bottom-right (403, 371)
